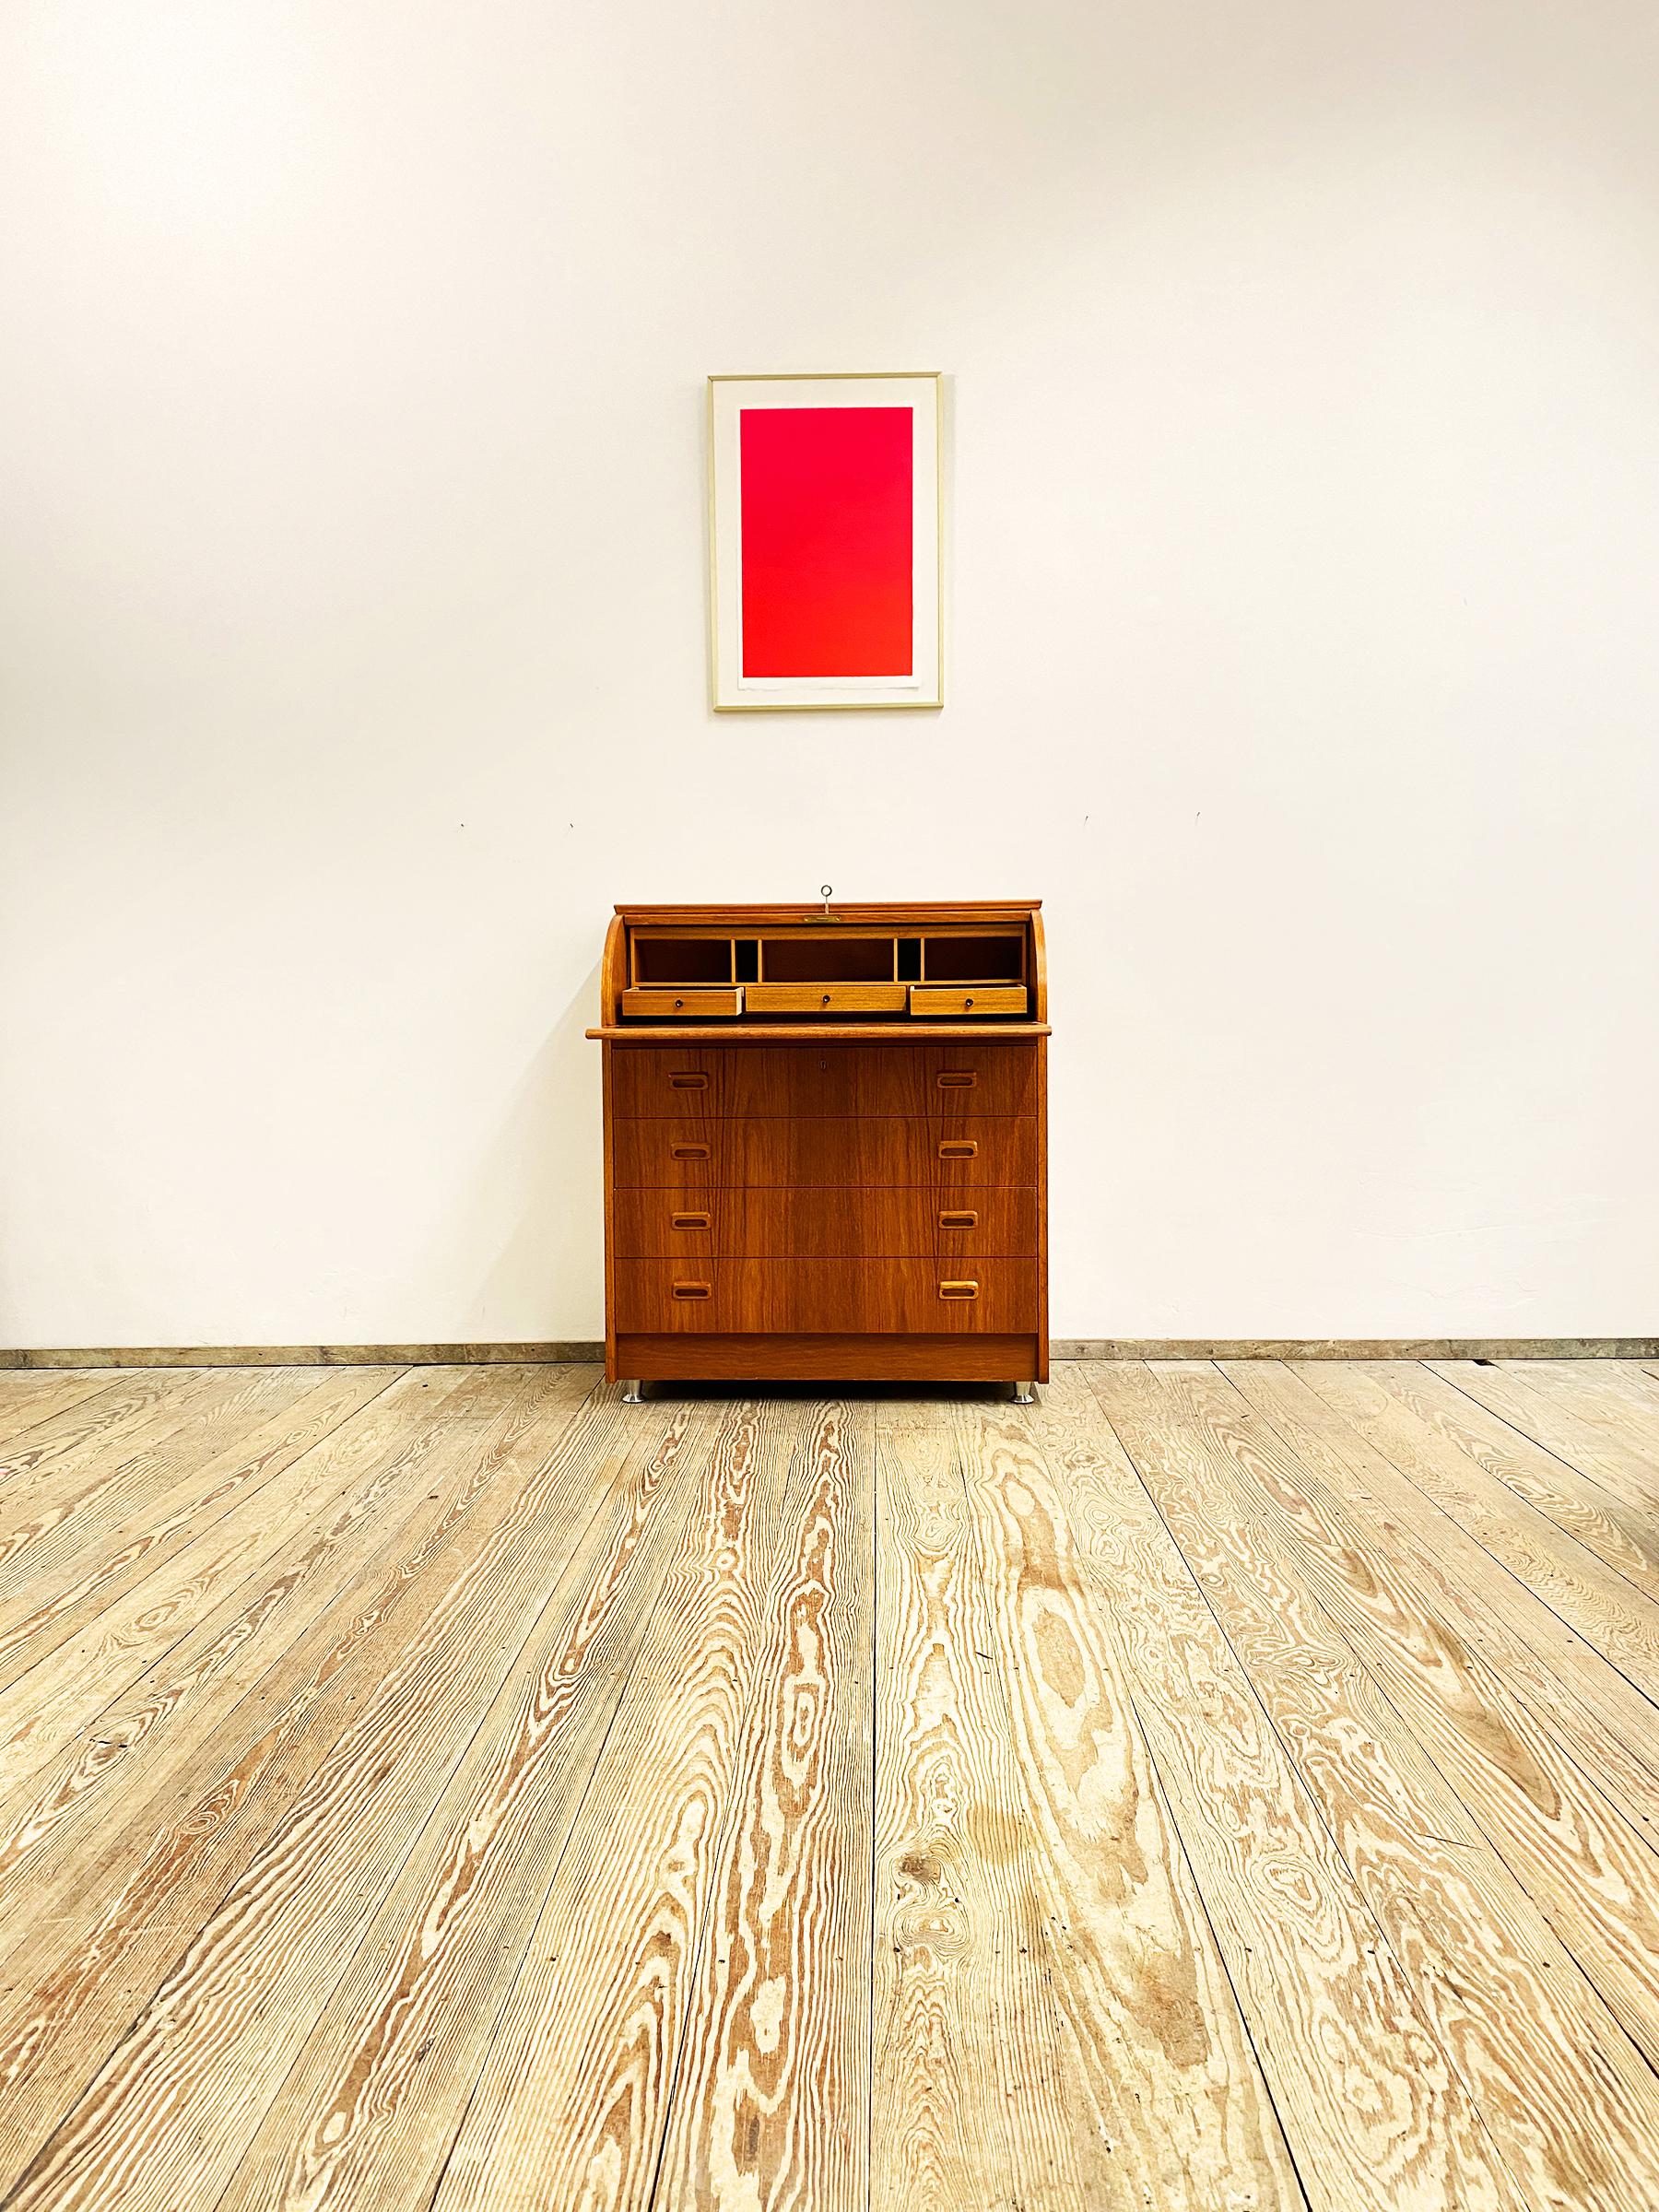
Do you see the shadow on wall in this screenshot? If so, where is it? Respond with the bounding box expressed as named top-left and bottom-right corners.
top-left (416, 959), bottom-right (604, 1342)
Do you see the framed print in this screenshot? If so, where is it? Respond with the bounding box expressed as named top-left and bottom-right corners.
top-left (708, 371), bottom-right (943, 711)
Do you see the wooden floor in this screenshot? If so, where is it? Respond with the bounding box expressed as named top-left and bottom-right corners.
top-left (0, 1361), bottom-right (1656, 2209)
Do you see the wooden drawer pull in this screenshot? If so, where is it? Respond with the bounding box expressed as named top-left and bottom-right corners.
top-left (668, 1072), bottom-right (709, 1089)
top-left (936, 1071), bottom-right (978, 1089)
top-left (670, 1142), bottom-right (710, 1159)
top-left (938, 1210), bottom-right (978, 1230)
top-left (938, 1139), bottom-right (978, 1159)
top-left (670, 1211), bottom-right (711, 1230)
top-left (938, 1280), bottom-right (979, 1300)
top-left (672, 1280), bottom-right (712, 1300)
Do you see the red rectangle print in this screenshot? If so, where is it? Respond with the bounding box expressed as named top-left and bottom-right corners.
top-left (739, 406), bottom-right (912, 678)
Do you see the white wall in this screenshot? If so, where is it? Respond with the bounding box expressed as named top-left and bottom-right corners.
top-left (4, 0), bottom-right (1656, 1347)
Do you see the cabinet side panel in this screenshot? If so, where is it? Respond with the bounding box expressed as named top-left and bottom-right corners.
top-left (1037, 1033), bottom-right (1050, 1379)
top-left (602, 1041), bottom-right (618, 1381)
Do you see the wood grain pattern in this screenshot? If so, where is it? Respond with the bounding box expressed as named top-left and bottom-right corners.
top-left (1503, 1360), bottom-right (1659, 1466)
top-left (1296, 1360), bottom-right (1659, 1698)
top-left (1145, 1360), bottom-right (1659, 2070)
top-left (0, 1368), bottom-right (472, 1819)
top-left (0, 1368), bottom-right (395, 1701)
top-left (609, 1184), bottom-right (1041, 1260)
top-left (1031, 1368), bottom-right (1517, 2211)
top-left (0, 1370), bottom-right (217, 1535)
top-left (3, 1359), bottom-right (1658, 2208)
top-left (1087, 1359), bottom-right (1659, 2212)
top-left (622, 985), bottom-right (747, 1018)
top-left (608, 1114), bottom-right (1039, 1193)
top-left (0, 1370), bottom-right (310, 1599)
top-left (747, 982), bottom-right (908, 1014)
top-left (211, 1399), bottom-right (747, 2212)
top-left (652, 1401), bottom-right (875, 2211)
top-left (428, 1399), bottom-right (795, 2212)
top-left (947, 1387), bottom-right (1305, 2207)
top-left (1528, 1358), bottom-right (1659, 1407)
top-left (0, 1373), bottom-right (124, 1446)
top-left (1358, 1360), bottom-right (1659, 1607)
top-left (1218, 1363), bottom-right (1659, 1818)
top-left (618, 1330), bottom-right (1044, 1383)
top-left (1431, 1360), bottom-right (1659, 1520)
top-left (908, 984), bottom-right (1028, 1017)
top-left (0, 1368), bottom-right (599, 2193)
top-left (1, 1373), bottom-right (666, 2210)
top-left (613, 1255), bottom-right (1041, 1334)
top-left (869, 1397), bottom-right (1097, 2207)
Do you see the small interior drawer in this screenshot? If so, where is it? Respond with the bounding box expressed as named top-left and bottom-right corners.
top-left (621, 987), bottom-right (744, 1019)
top-left (910, 985), bottom-right (1028, 1018)
top-left (746, 983), bottom-right (907, 1016)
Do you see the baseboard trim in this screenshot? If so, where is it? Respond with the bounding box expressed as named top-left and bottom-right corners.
top-left (3, 1335), bottom-right (1654, 1370)
top-left (0, 1343), bottom-right (609, 1369)
top-left (1049, 1337), bottom-right (1659, 1361)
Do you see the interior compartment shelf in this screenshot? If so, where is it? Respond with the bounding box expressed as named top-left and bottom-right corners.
top-left (921, 934), bottom-right (1026, 982)
top-left (632, 936), bottom-right (735, 985)
top-left (759, 935), bottom-right (897, 983)
top-left (616, 912), bottom-right (1039, 1023)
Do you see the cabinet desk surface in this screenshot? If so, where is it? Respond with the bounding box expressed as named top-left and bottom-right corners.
top-left (588, 900), bottom-right (1048, 1389)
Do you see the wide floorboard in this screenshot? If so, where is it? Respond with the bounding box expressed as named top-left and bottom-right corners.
top-left (1, 1359), bottom-right (1656, 2210)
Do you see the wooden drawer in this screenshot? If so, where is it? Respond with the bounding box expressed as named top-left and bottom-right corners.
top-left (922, 1048), bottom-right (1039, 1118)
top-left (611, 1186), bottom-right (1039, 1259)
top-left (745, 983), bottom-right (907, 1016)
top-left (620, 987), bottom-right (744, 1019)
top-left (613, 1258), bottom-right (1040, 1334)
top-left (611, 1045), bottom-right (919, 1119)
top-left (609, 1116), bottom-right (1038, 1191)
top-left (609, 1043), bottom-right (1038, 1120)
top-left (910, 985), bottom-right (1028, 1018)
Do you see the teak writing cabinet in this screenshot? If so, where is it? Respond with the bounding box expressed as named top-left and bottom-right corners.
top-left (587, 900), bottom-right (1049, 1394)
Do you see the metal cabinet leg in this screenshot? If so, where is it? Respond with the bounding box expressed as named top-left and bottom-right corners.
top-left (620, 1379), bottom-right (643, 1405)
top-left (1011, 1381), bottom-right (1036, 1405)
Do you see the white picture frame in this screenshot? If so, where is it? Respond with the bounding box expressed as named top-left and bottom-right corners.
top-left (707, 371), bottom-right (943, 712)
